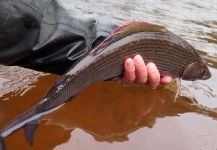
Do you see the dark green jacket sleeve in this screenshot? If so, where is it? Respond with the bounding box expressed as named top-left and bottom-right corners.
top-left (0, 0), bottom-right (117, 74)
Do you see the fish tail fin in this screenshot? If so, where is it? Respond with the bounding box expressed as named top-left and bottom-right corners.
top-left (0, 105), bottom-right (42, 146)
top-left (0, 136), bottom-right (6, 150)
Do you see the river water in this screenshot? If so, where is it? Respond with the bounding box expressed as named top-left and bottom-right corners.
top-left (0, 0), bottom-right (217, 150)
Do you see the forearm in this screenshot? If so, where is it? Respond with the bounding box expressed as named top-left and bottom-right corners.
top-left (0, 0), bottom-right (117, 75)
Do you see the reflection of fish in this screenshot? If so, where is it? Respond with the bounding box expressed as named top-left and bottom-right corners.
top-left (0, 21), bottom-right (211, 149)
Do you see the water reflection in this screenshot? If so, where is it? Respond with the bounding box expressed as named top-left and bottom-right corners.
top-left (0, 67), bottom-right (216, 150)
top-left (44, 81), bottom-right (217, 143)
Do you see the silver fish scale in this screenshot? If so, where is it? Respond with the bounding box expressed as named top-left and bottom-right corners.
top-left (90, 39), bottom-right (199, 78)
top-left (38, 31), bottom-right (203, 111)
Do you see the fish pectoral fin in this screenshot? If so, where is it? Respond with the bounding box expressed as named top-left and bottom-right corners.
top-left (23, 117), bottom-right (41, 146)
top-left (173, 78), bottom-right (181, 102)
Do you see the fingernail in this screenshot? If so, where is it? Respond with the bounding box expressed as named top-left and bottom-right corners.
top-left (134, 55), bottom-right (143, 65)
top-left (126, 59), bottom-right (132, 67)
top-left (147, 62), bottom-right (156, 69)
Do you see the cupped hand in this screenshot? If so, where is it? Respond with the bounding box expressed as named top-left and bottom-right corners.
top-left (121, 55), bottom-right (171, 88)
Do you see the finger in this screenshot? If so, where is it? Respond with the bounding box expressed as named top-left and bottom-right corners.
top-left (146, 62), bottom-right (160, 88)
top-left (133, 55), bottom-right (147, 83)
top-left (160, 76), bottom-right (172, 84)
top-left (123, 58), bottom-right (136, 83)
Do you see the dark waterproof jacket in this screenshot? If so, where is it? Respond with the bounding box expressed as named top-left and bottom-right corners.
top-left (0, 0), bottom-right (117, 74)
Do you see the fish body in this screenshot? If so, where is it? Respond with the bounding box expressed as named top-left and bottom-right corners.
top-left (0, 21), bottom-right (211, 149)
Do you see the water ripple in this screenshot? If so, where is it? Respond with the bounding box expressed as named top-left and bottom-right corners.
top-left (0, 65), bottom-right (48, 100)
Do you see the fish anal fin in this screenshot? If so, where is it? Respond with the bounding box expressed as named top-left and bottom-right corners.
top-left (23, 118), bottom-right (41, 146)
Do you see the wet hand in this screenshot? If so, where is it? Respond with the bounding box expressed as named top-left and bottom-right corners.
top-left (121, 55), bottom-right (171, 88)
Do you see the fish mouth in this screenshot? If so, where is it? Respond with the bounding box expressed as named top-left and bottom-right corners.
top-left (202, 75), bottom-right (211, 80)
top-left (202, 72), bottom-right (212, 80)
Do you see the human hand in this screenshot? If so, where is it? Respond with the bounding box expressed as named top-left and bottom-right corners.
top-left (121, 55), bottom-right (171, 88)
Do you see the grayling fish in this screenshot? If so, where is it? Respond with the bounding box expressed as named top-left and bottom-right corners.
top-left (0, 21), bottom-right (211, 150)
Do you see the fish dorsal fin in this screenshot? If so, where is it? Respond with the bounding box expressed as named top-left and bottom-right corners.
top-left (90, 21), bottom-right (166, 56)
top-left (112, 21), bottom-right (166, 34)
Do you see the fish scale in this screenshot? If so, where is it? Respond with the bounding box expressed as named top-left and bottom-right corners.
top-left (0, 21), bottom-right (211, 150)
top-left (42, 31), bottom-right (207, 107)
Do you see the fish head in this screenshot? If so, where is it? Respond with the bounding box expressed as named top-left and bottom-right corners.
top-left (182, 62), bottom-right (211, 81)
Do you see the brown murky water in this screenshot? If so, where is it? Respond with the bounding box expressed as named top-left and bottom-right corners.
top-left (0, 0), bottom-right (217, 150)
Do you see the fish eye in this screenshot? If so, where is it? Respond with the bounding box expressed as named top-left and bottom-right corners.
top-left (201, 69), bottom-right (206, 75)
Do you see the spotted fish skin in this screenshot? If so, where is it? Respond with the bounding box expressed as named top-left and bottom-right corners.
top-left (0, 21), bottom-right (211, 150)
